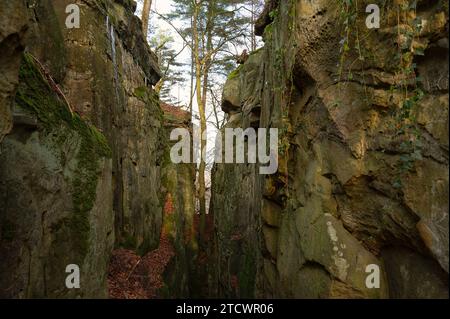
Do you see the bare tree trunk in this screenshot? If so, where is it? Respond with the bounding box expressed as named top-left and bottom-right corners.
top-left (189, 15), bottom-right (195, 114)
top-left (251, 0), bottom-right (256, 51)
top-left (197, 0), bottom-right (215, 242)
top-left (192, 0), bottom-right (208, 243)
top-left (142, 0), bottom-right (152, 38)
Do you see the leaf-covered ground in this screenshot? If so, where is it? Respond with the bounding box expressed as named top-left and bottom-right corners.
top-left (108, 235), bottom-right (175, 299)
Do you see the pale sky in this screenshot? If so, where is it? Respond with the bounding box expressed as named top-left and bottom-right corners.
top-left (135, 0), bottom-right (229, 169)
top-left (133, 1), bottom-right (260, 173)
top-left (136, 0), bottom-right (192, 107)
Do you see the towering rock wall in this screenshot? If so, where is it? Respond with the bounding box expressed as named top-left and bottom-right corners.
top-left (0, 0), bottom-right (165, 298)
top-left (211, 0), bottom-right (449, 298)
top-left (48, 0), bottom-right (165, 254)
top-left (0, 53), bottom-right (114, 298)
top-left (0, 1), bottom-right (28, 142)
top-left (160, 103), bottom-right (197, 298)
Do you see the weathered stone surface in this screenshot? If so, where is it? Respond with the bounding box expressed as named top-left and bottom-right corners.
top-left (0, 54), bottom-right (113, 298)
top-left (209, 105), bottom-right (262, 298)
top-left (382, 247), bottom-right (449, 299)
top-left (159, 104), bottom-right (197, 298)
top-left (255, 0), bottom-right (280, 36)
top-left (222, 75), bottom-right (241, 113)
top-left (0, 0), bottom-right (28, 142)
top-left (0, 0), bottom-right (166, 298)
top-left (211, 0), bottom-right (449, 298)
top-left (30, 0), bottom-right (165, 254)
top-left (261, 199), bottom-right (281, 228)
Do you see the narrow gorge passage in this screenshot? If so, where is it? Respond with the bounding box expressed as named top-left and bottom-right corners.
top-left (0, 0), bottom-right (448, 300)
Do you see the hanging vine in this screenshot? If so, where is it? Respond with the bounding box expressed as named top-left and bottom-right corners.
top-left (335, 0), bottom-right (427, 187)
top-left (391, 0), bottom-right (426, 187)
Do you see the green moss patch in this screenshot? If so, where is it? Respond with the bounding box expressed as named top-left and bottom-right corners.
top-left (227, 65), bottom-right (243, 81)
top-left (15, 53), bottom-right (111, 260)
top-left (133, 86), bottom-right (148, 101)
top-left (250, 47), bottom-right (264, 56)
top-left (134, 86), bottom-right (162, 112)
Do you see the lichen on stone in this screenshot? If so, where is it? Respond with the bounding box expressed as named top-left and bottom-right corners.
top-left (227, 65), bottom-right (243, 81)
top-left (15, 53), bottom-right (112, 260)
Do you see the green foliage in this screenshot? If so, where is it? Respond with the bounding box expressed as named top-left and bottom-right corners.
top-left (336, 0), bottom-right (369, 85)
top-left (163, 0), bottom-right (261, 88)
top-left (268, 8), bottom-right (279, 20)
top-left (264, 22), bottom-right (274, 36)
top-left (149, 29), bottom-right (186, 105)
top-left (335, 1), bottom-right (427, 187)
top-left (391, 3), bottom-right (426, 183)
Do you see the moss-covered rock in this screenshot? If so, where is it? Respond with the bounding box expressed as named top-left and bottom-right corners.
top-left (0, 0), bottom-right (28, 142)
top-left (210, 0), bottom-right (449, 299)
top-left (1, 0), bottom-right (168, 299)
top-left (159, 104), bottom-right (197, 298)
top-left (0, 53), bottom-right (114, 298)
top-left (15, 54), bottom-right (111, 259)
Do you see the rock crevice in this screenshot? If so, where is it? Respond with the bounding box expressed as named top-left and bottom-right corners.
top-left (210, 0), bottom-right (449, 299)
top-left (0, 0), bottom-right (171, 298)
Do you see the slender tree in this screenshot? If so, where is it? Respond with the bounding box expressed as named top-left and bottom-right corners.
top-left (150, 29), bottom-right (187, 104)
top-left (155, 0), bottom-right (262, 241)
top-left (142, 0), bottom-right (153, 37)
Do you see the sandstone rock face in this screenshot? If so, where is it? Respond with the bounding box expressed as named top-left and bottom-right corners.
top-left (0, 0), bottom-right (28, 142)
top-left (160, 104), bottom-right (197, 298)
top-left (211, 0), bottom-right (449, 298)
top-left (34, 0), bottom-right (165, 255)
top-left (209, 108), bottom-right (263, 298)
top-left (0, 0), bottom-right (165, 298)
top-left (0, 54), bottom-right (113, 298)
